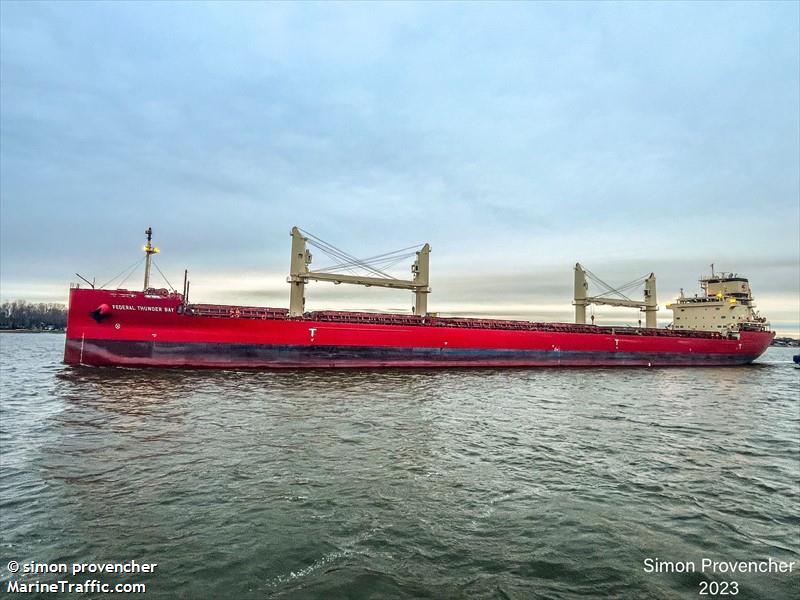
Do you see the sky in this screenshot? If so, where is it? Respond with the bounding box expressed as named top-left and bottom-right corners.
top-left (1, 1), bottom-right (798, 334)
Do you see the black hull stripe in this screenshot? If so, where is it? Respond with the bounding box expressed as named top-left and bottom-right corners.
top-left (65, 339), bottom-right (760, 367)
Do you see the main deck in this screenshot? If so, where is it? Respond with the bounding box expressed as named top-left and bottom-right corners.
top-left (183, 303), bottom-right (730, 340)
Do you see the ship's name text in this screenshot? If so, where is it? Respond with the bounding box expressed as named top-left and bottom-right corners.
top-left (112, 304), bottom-right (175, 313)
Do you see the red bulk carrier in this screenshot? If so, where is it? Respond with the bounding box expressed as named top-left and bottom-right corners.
top-left (64, 228), bottom-right (774, 368)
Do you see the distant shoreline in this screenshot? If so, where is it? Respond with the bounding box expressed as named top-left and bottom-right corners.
top-left (0, 329), bottom-right (65, 334)
top-left (771, 337), bottom-right (800, 347)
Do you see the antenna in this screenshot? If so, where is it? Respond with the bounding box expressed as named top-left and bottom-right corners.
top-left (143, 227), bottom-right (160, 290)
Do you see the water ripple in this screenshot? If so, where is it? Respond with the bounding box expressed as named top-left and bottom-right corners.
top-left (0, 334), bottom-right (798, 599)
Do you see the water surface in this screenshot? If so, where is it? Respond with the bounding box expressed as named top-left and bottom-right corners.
top-left (1, 333), bottom-right (798, 598)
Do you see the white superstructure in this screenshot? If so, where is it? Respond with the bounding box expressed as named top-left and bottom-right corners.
top-left (667, 270), bottom-right (768, 333)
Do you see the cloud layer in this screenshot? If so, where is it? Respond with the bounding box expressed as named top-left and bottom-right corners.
top-left (1, 2), bottom-right (798, 334)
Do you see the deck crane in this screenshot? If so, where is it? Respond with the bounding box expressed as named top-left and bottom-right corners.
top-left (288, 227), bottom-right (431, 317)
top-left (574, 263), bottom-right (658, 328)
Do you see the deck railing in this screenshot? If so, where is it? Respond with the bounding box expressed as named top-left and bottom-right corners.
top-left (183, 305), bottom-right (734, 339)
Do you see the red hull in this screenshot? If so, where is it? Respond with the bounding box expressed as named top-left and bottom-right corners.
top-left (64, 288), bottom-right (775, 369)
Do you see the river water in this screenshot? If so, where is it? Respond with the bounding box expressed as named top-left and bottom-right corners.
top-left (0, 333), bottom-right (798, 599)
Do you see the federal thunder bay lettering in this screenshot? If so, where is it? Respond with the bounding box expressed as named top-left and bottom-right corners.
top-left (643, 558), bottom-right (796, 574)
top-left (111, 304), bottom-right (175, 313)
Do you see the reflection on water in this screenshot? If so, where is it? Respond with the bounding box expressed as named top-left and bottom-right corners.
top-left (1, 333), bottom-right (798, 599)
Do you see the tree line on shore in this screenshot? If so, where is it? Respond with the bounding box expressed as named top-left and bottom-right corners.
top-left (0, 301), bottom-right (67, 330)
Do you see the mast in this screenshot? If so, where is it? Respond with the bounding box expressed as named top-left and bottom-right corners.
top-left (143, 227), bottom-right (159, 291)
top-left (288, 227), bottom-right (310, 316)
top-left (643, 272), bottom-right (657, 328)
top-left (574, 263), bottom-right (588, 324)
top-left (412, 244), bottom-right (431, 316)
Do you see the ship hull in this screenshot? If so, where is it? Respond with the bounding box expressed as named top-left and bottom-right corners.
top-left (64, 289), bottom-right (775, 369)
top-left (64, 338), bottom-right (767, 368)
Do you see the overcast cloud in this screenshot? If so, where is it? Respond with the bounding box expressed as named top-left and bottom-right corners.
top-left (1, 2), bottom-right (798, 333)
